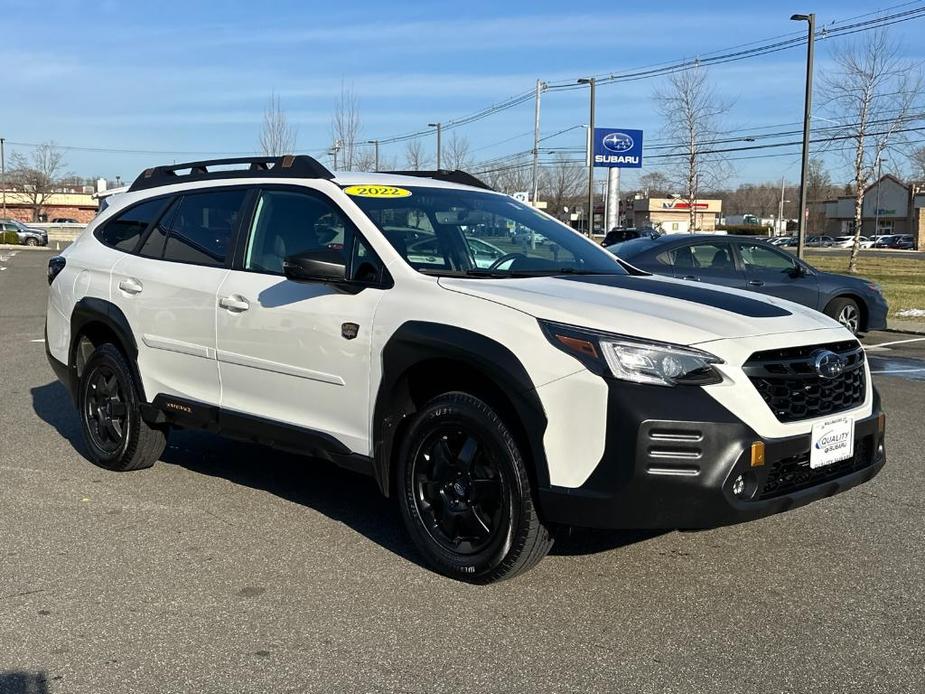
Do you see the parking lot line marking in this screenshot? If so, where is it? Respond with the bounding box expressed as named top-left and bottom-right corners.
top-left (865, 337), bottom-right (925, 350)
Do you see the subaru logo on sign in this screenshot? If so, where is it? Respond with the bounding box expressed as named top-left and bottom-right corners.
top-left (602, 132), bottom-right (634, 153)
top-left (812, 350), bottom-right (847, 379)
top-left (593, 128), bottom-right (644, 168)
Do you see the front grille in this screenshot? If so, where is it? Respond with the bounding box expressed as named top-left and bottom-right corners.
top-left (759, 437), bottom-right (875, 499)
top-left (744, 341), bottom-right (866, 423)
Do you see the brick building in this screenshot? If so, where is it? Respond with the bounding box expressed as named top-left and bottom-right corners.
top-left (0, 190), bottom-right (98, 224)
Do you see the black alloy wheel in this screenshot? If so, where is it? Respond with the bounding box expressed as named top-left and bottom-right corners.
top-left (397, 392), bottom-right (553, 583)
top-left (77, 343), bottom-right (166, 471)
top-left (83, 364), bottom-right (129, 456)
top-left (412, 426), bottom-right (505, 555)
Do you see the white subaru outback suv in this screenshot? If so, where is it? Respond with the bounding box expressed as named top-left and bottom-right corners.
top-left (45, 155), bottom-right (886, 582)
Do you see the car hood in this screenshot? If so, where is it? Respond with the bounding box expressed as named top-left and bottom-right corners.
top-left (438, 273), bottom-right (842, 346)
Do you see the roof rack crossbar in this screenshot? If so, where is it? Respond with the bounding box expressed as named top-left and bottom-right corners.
top-left (129, 154), bottom-right (334, 192)
top-left (379, 169), bottom-right (493, 191)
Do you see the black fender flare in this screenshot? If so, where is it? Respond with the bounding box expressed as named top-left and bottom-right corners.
top-left (372, 321), bottom-right (549, 496)
top-left (69, 297), bottom-right (146, 401)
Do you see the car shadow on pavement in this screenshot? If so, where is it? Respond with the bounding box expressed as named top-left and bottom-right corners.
top-left (31, 380), bottom-right (661, 565)
top-left (30, 381), bottom-right (86, 453)
top-left (0, 671), bottom-right (49, 694)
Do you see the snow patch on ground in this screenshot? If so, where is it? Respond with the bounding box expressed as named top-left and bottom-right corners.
top-left (896, 308), bottom-right (925, 318)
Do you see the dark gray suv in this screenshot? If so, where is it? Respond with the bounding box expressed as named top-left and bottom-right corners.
top-left (1, 219), bottom-right (48, 246)
top-left (609, 234), bottom-right (888, 334)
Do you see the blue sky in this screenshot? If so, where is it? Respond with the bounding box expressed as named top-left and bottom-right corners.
top-left (2, 0), bottom-right (923, 187)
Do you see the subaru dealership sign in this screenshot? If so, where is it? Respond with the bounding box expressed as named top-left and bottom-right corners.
top-left (593, 128), bottom-right (643, 168)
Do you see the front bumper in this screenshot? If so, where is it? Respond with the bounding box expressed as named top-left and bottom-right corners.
top-left (538, 380), bottom-right (885, 530)
top-left (865, 291), bottom-right (889, 331)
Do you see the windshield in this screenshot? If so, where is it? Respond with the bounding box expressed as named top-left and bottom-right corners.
top-left (346, 186), bottom-right (626, 277)
top-left (606, 235), bottom-right (663, 257)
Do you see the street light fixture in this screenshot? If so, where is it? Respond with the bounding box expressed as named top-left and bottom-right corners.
top-left (577, 78), bottom-right (596, 235)
top-left (427, 123), bottom-right (442, 170)
top-left (791, 12), bottom-right (816, 260)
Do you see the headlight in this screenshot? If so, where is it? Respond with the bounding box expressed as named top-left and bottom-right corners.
top-left (540, 320), bottom-right (724, 387)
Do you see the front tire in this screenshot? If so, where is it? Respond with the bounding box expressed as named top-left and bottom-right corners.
top-left (825, 297), bottom-right (861, 335)
top-left (397, 392), bottom-right (553, 583)
top-left (77, 343), bottom-right (166, 471)
top-left (25, 237), bottom-right (38, 247)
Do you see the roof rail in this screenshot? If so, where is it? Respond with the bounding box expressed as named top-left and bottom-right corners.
top-left (128, 154), bottom-right (334, 192)
top-left (380, 169), bottom-right (493, 191)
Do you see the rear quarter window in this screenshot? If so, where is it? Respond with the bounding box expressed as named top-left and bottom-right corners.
top-left (95, 198), bottom-right (169, 252)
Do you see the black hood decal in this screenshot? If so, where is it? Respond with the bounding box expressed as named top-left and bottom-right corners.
top-left (560, 274), bottom-right (792, 318)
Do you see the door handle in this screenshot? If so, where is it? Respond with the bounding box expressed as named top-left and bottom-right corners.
top-left (118, 278), bottom-right (143, 295)
top-left (219, 295), bottom-right (250, 312)
top-left (747, 280), bottom-right (765, 287)
top-left (681, 275), bottom-right (700, 281)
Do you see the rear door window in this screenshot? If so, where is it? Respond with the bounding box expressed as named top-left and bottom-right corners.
top-left (157, 189), bottom-right (247, 266)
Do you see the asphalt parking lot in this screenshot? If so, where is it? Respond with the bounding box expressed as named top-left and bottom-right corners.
top-left (1, 249), bottom-right (923, 694)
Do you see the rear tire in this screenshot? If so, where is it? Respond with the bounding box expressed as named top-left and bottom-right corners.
top-left (397, 392), bottom-right (553, 583)
top-left (825, 297), bottom-right (861, 335)
top-left (77, 343), bottom-right (166, 471)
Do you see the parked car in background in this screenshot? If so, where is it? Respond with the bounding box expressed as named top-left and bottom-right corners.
top-left (832, 235), bottom-right (872, 249)
top-left (769, 236), bottom-right (794, 246)
top-left (609, 234), bottom-right (888, 334)
top-left (0, 219), bottom-right (48, 246)
top-left (50, 217), bottom-right (80, 224)
top-left (873, 235), bottom-right (896, 248)
top-left (601, 227), bottom-right (651, 247)
top-left (806, 235), bottom-right (834, 247)
top-left (889, 234), bottom-right (914, 250)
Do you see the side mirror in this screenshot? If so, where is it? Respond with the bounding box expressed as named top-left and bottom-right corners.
top-left (283, 249), bottom-right (347, 283)
top-left (788, 264), bottom-right (805, 279)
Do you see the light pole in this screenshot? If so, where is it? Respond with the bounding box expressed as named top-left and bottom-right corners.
top-left (578, 77), bottom-right (596, 235)
top-left (791, 12), bottom-right (815, 260)
top-left (367, 140), bottom-right (379, 171)
top-left (428, 122), bottom-right (442, 170)
top-left (1, 137), bottom-right (5, 215)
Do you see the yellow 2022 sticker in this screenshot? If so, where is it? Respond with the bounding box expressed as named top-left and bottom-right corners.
top-left (344, 185), bottom-right (412, 198)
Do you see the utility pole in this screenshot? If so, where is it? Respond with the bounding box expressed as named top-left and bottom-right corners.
top-left (428, 122), bottom-right (442, 170)
top-left (367, 140), bottom-right (379, 171)
top-left (578, 77), bottom-right (596, 235)
top-left (791, 12), bottom-right (815, 260)
top-left (1, 137), bottom-right (5, 215)
top-left (330, 139), bottom-right (342, 170)
top-left (778, 175), bottom-right (786, 236)
top-left (873, 156), bottom-right (883, 237)
top-left (530, 79), bottom-right (545, 206)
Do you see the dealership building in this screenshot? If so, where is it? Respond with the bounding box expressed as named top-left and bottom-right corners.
top-left (822, 174), bottom-right (924, 246)
top-left (629, 197), bottom-right (723, 232)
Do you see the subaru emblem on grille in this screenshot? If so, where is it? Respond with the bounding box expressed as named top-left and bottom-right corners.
top-left (812, 349), bottom-right (846, 379)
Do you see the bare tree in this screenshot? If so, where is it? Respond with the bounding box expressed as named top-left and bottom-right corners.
top-left (444, 133), bottom-right (472, 170)
top-left (404, 139), bottom-right (430, 170)
top-left (539, 153), bottom-right (584, 216)
top-left (638, 171), bottom-right (671, 197)
top-left (258, 93), bottom-right (298, 156)
top-left (331, 82), bottom-right (362, 170)
top-left (653, 65), bottom-right (732, 230)
top-left (821, 29), bottom-right (923, 271)
top-left (910, 145), bottom-right (925, 181)
top-left (479, 156), bottom-right (532, 195)
top-left (8, 143), bottom-right (68, 221)
top-left (807, 158), bottom-right (835, 232)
